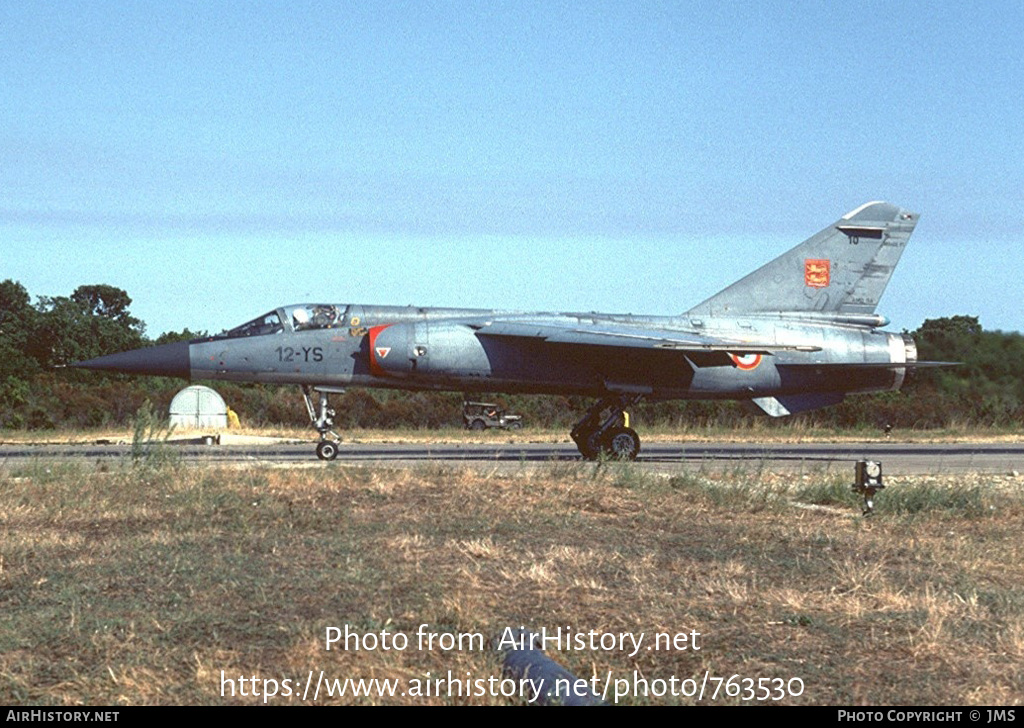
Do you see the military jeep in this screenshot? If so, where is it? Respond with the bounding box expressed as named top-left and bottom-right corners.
top-left (462, 401), bottom-right (523, 431)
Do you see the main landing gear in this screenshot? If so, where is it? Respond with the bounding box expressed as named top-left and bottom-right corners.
top-left (302, 385), bottom-right (343, 460)
top-left (570, 395), bottom-right (642, 461)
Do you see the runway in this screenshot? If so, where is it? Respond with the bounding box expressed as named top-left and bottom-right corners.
top-left (3, 440), bottom-right (1024, 475)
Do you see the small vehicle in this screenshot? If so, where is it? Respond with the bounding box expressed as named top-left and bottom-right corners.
top-left (463, 401), bottom-right (523, 431)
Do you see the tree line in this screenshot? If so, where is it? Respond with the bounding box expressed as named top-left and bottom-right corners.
top-left (1, 279), bottom-right (1021, 431)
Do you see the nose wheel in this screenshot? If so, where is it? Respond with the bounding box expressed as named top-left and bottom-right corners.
top-left (316, 439), bottom-right (339, 461)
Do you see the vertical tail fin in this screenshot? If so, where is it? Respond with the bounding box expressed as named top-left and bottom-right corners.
top-left (686, 201), bottom-right (919, 316)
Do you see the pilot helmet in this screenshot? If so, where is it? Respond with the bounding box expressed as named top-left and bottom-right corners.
top-left (292, 307), bottom-right (310, 327)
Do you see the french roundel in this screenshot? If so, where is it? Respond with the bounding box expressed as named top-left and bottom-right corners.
top-left (729, 353), bottom-right (762, 371)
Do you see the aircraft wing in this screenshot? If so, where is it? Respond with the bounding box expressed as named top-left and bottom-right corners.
top-left (473, 320), bottom-right (821, 355)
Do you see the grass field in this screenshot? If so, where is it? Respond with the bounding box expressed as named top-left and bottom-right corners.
top-left (2, 454), bottom-right (1022, 705)
top-left (4, 420), bottom-right (1024, 446)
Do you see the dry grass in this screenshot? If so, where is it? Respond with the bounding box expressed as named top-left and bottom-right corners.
top-left (3, 422), bottom-right (1024, 446)
top-left (1, 458), bottom-right (1023, 705)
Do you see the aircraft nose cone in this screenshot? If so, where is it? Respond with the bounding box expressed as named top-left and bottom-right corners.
top-left (72, 340), bottom-right (192, 379)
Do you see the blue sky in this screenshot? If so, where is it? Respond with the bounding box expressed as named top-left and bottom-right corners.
top-left (2, 1), bottom-right (1022, 337)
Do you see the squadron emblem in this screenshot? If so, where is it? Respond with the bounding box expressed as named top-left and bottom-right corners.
top-left (804, 258), bottom-right (830, 288)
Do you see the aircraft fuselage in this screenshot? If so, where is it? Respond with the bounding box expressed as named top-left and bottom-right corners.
top-left (185, 304), bottom-right (911, 401)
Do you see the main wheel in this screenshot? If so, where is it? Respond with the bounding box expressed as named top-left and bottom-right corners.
top-left (470, 419), bottom-right (487, 431)
top-left (601, 427), bottom-right (640, 461)
top-left (573, 430), bottom-right (603, 460)
top-left (316, 440), bottom-right (339, 461)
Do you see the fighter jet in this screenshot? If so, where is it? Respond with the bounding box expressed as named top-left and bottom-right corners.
top-left (75, 201), bottom-right (934, 461)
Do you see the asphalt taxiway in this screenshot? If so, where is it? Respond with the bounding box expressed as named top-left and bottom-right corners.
top-left (2, 440), bottom-right (1023, 475)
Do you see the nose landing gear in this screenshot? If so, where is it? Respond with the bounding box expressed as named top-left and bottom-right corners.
top-left (302, 385), bottom-right (342, 460)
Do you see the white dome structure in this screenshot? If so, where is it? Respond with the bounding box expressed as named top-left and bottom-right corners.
top-left (169, 385), bottom-right (228, 430)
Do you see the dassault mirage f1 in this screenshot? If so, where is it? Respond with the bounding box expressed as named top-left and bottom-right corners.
top-left (75, 201), bottom-right (933, 460)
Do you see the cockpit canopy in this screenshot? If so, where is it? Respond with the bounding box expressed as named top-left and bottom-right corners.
top-left (222, 304), bottom-right (347, 338)
top-left (224, 311), bottom-right (283, 338)
top-left (286, 304), bottom-right (344, 331)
